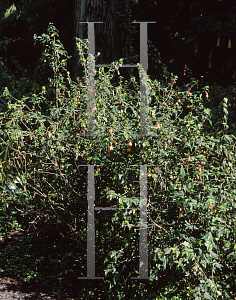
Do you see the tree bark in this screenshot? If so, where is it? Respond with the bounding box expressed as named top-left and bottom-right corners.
top-left (73, 0), bottom-right (123, 77)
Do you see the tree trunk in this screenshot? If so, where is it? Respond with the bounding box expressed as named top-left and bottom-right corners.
top-left (73, 0), bottom-right (123, 77)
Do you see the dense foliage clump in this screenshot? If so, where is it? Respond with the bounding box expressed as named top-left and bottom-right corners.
top-left (0, 24), bottom-right (236, 299)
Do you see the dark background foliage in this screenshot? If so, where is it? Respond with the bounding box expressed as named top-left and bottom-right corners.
top-left (1, 0), bottom-right (236, 90)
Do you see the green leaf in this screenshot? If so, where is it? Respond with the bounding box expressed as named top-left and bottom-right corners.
top-left (180, 165), bottom-right (185, 179)
top-left (3, 146), bottom-right (8, 162)
top-left (223, 147), bottom-right (228, 156)
top-left (174, 191), bottom-right (184, 198)
top-left (163, 255), bottom-right (166, 269)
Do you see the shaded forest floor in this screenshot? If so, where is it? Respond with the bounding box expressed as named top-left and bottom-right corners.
top-left (0, 230), bottom-right (78, 300)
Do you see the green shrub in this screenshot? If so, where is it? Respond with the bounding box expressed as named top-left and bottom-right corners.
top-left (0, 23), bottom-right (236, 299)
